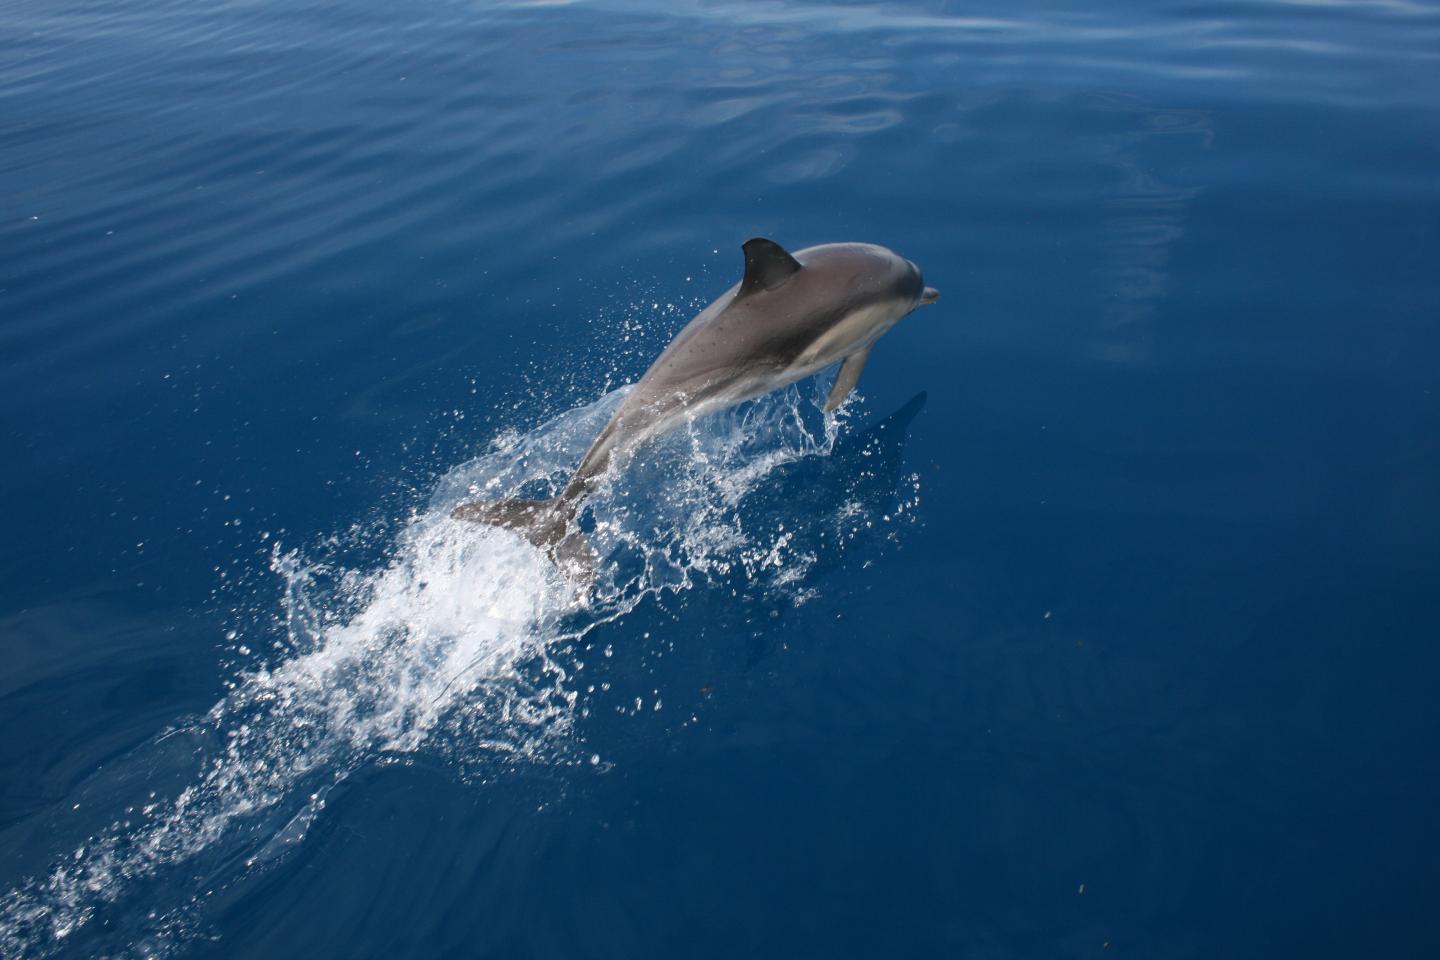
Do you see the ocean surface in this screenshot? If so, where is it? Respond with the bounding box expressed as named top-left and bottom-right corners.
top-left (3, 1), bottom-right (1439, 956)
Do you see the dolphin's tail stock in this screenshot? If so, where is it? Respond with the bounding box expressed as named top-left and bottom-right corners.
top-left (450, 495), bottom-right (597, 595)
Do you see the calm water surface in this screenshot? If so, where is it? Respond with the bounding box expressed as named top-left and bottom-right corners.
top-left (2, 1), bottom-right (1439, 957)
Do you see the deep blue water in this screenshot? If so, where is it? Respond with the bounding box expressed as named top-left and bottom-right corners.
top-left (4, 0), bottom-right (1440, 956)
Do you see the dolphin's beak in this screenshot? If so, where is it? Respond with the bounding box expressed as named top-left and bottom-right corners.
top-left (919, 287), bottom-right (940, 306)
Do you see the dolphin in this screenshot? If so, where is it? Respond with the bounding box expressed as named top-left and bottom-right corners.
top-left (452, 237), bottom-right (939, 587)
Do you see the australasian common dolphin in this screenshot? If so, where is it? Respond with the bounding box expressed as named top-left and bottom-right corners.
top-left (452, 237), bottom-right (940, 587)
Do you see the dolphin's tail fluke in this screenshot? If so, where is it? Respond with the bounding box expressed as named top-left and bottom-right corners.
top-left (449, 496), bottom-right (597, 595)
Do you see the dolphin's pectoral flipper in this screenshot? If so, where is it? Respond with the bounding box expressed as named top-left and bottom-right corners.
top-left (451, 496), bottom-right (596, 594)
top-left (739, 237), bottom-right (803, 297)
top-left (824, 346), bottom-right (871, 412)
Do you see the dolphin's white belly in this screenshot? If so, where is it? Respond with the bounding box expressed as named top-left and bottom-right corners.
top-left (794, 301), bottom-right (898, 369)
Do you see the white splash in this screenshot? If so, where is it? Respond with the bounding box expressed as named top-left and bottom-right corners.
top-left (0, 381), bottom-right (853, 959)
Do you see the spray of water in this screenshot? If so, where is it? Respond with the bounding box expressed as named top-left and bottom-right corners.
top-left (0, 381), bottom-right (870, 959)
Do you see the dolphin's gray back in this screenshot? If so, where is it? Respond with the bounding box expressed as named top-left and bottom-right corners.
top-left (658, 243), bottom-right (900, 373)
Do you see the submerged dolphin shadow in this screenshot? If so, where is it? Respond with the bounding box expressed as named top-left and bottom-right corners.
top-left (770, 390), bottom-right (928, 539)
top-left (549, 391), bottom-right (929, 754)
top-left (611, 391), bottom-right (929, 668)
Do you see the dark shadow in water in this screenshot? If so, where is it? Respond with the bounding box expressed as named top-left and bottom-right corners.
top-left (735, 390), bottom-right (927, 663)
top-left (566, 391), bottom-right (929, 749)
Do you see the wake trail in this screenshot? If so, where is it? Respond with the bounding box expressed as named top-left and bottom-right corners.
top-left (0, 382), bottom-right (863, 959)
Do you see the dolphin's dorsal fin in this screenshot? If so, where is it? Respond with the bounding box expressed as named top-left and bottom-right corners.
top-left (738, 237), bottom-right (802, 298)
